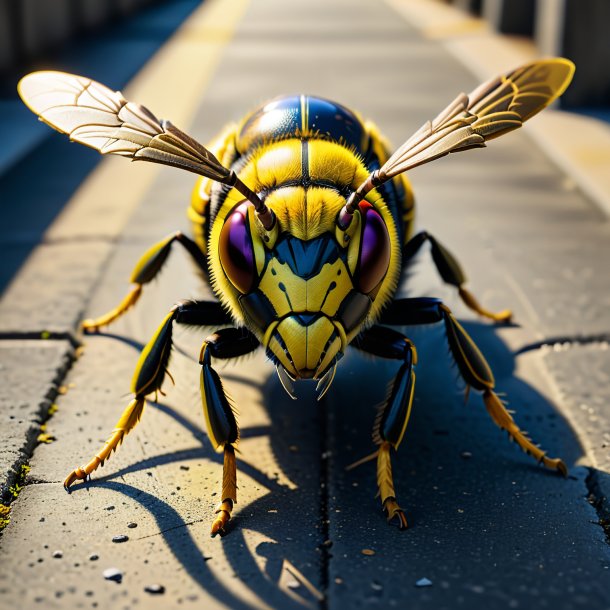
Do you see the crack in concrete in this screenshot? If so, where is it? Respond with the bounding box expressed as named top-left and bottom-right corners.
top-left (23, 477), bottom-right (60, 486)
top-left (515, 333), bottom-right (610, 356)
top-left (585, 468), bottom-right (610, 546)
top-left (0, 331), bottom-right (80, 349)
top-left (0, 346), bottom-right (75, 534)
top-left (135, 517), bottom-right (208, 540)
top-left (41, 234), bottom-right (166, 246)
top-left (42, 235), bottom-right (120, 245)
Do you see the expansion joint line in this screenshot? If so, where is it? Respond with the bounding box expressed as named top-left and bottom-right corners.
top-left (516, 332), bottom-right (610, 355)
top-left (319, 399), bottom-right (330, 609)
top-left (585, 467), bottom-right (610, 547)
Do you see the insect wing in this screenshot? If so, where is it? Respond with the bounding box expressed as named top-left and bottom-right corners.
top-left (17, 71), bottom-right (231, 182)
top-left (378, 58), bottom-right (575, 180)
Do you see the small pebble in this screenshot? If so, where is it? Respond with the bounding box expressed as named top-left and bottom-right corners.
top-left (460, 451), bottom-right (472, 459)
top-left (112, 535), bottom-right (129, 543)
top-left (179, 465), bottom-right (190, 471)
top-left (105, 505), bottom-right (115, 511)
top-left (103, 568), bottom-right (123, 583)
top-left (415, 577), bottom-right (432, 588)
top-left (322, 540), bottom-right (333, 547)
top-left (127, 522), bottom-right (137, 529)
top-left (144, 584), bottom-right (165, 595)
top-left (89, 554), bottom-right (99, 561)
top-left (361, 549), bottom-right (375, 556)
top-left (52, 550), bottom-right (63, 559)
top-left (371, 581), bottom-right (383, 591)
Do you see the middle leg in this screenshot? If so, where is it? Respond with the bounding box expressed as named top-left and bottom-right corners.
top-left (380, 297), bottom-right (567, 475)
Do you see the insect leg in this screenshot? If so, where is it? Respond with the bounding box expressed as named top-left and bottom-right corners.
top-left (66, 300), bottom-right (238, 490)
top-left (198, 328), bottom-right (260, 535)
top-left (82, 232), bottom-right (207, 332)
top-left (352, 326), bottom-right (417, 528)
top-left (65, 305), bottom-right (182, 488)
top-left (403, 231), bottom-right (512, 323)
top-left (379, 297), bottom-right (567, 475)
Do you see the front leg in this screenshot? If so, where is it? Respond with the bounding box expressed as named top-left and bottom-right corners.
top-left (352, 326), bottom-right (417, 529)
top-left (198, 328), bottom-right (259, 535)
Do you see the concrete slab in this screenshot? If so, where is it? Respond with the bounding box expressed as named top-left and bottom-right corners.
top-left (543, 345), bottom-right (610, 473)
top-left (0, 241), bottom-right (112, 337)
top-left (385, 0), bottom-right (610, 219)
top-left (0, 340), bottom-right (73, 502)
top-left (0, 236), bottom-right (324, 610)
top-left (0, 349), bottom-right (323, 609)
top-left (324, 344), bottom-right (610, 609)
top-left (543, 345), bottom-right (610, 534)
top-left (2, 0), bottom-right (610, 608)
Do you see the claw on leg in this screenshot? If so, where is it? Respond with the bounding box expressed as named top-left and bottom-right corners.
top-left (211, 500), bottom-right (233, 536)
top-left (82, 285), bottom-right (142, 333)
top-left (210, 445), bottom-right (237, 536)
top-left (376, 441), bottom-right (408, 529)
top-left (483, 389), bottom-right (567, 475)
top-left (63, 466), bottom-right (90, 489)
top-left (383, 498), bottom-right (408, 529)
top-left (63, 397), bottom-right (145, 490)
top-left (458, 287), bottom-right (512, 323)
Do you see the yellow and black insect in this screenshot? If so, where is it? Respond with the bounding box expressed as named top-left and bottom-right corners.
top-left (18, 58), bottom-right (574, 534)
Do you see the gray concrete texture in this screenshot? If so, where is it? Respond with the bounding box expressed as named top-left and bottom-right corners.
top-left (1, 0), bottom-right (610, 608)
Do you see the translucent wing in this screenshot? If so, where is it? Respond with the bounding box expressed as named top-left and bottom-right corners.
top-left (17, 71), bottom-right (232, 182)
top-left (378, 58), bottom-right (575, 180)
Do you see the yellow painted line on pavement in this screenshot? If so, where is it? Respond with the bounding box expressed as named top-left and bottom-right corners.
top-left (46, 0), bottom-right (251, 241)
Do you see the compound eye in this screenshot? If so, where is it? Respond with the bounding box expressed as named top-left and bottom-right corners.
top-left (218, 203), bottom-right (256, 294)
top-left (355, 203), bottom-right (391, 294)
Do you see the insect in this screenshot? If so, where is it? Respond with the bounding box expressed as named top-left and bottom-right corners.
top-left (19, 58), bottom-right (574, 534)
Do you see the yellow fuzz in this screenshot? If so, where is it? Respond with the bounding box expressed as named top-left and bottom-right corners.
top-left (193, 124), bottom-right (409, 337)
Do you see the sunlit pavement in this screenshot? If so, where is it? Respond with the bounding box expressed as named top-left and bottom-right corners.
top-left (1, 0), bottom-right (610, 608)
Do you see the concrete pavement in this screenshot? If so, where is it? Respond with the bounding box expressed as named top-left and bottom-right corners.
top-left (1, 0), bottom-right (610, 608)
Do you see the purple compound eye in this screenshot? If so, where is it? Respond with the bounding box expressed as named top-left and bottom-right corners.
top-left (218, 203), bottom-right (255, 294)
top-left (355, 203), bottom-right (391, 294)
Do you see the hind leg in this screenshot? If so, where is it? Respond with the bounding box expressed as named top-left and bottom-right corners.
top-left (403, 232), bottom-right (512, 323)
top-left (82, 232), bottom-right (207, 332)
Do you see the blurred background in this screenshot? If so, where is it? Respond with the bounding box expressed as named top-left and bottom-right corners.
top-left (0, 0), bottom-right (609, 294)
top-left (3, 0), bottom-right (610, 108)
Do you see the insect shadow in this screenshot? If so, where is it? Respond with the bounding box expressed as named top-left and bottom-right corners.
top-left (69, 317), bottom-right (590, 608)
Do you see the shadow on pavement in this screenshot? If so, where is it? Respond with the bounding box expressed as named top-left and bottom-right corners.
top-left (62, 315), bottom-right (610, 608)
